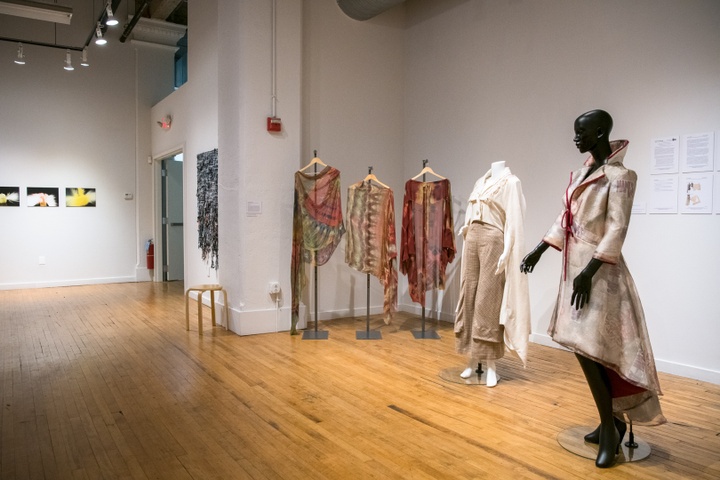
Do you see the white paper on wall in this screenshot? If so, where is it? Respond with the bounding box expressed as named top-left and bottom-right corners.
top-left (651, 136), bottom-right (679, 174)
top-left (649, 175), bottom-right (678, 214)
top-left (681, 132), bottom-right (715, 173)
top-left (679, 174), bottom-right (713, 214)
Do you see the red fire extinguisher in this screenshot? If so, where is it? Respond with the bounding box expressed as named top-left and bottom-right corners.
top-left (146, 240), bottom-right (155, 270)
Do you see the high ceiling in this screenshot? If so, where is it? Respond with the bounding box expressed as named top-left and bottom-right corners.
top-left (0, 0), bottom-right (186, 51)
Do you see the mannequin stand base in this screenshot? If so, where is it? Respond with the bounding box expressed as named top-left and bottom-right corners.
top-left (557, 426), bottom-right (650, 464)
top-left (302, 330), bottom-right (329, 340)
top-left (438, 366), bottom-right (500, 386)
top-left (356, 330), bottom-right (382, 340)
top-left (412, 330), bottom-right (441, 339)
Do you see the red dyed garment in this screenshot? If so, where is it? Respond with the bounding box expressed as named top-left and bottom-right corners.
top-left (400, 179), bottom-right (456, 307)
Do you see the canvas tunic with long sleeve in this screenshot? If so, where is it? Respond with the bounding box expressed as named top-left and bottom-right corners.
top-left (455, 167), bottom-right (531, 366)
top-left (400, 178), bottom-right (456, 307)
top-left (291, 166), bottom-right (345, 334)
top-left (544, 140), bottom-right (665, 425)
top-left (345, 181), bottom-right (398, 324)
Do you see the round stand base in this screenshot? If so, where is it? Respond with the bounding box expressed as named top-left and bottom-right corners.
top-left (438, 366), bottom-right (500, 386)
top-left (557, 426), bottom-right (651, 464)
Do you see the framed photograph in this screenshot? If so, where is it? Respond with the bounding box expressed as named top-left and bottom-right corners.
top-left (0, 186), bottom-right (20, 207)
top-left (27, 187), bottom-right (59, 207)
top-left (66, 187), bottom-right (97, 207)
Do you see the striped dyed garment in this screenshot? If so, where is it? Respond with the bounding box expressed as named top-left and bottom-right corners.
top-left (291, 166), bottom-right (345, 334)
top-left (400, 179), bottom-right (456, 307)
top-left (345, 181), bottom-right (398, 324)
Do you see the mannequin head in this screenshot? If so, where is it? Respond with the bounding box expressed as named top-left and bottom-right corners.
top-left (573, 110), bottom-right (613, 161)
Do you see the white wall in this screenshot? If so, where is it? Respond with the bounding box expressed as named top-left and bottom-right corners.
top-left (0, 32), bottom-right (174, 289)
top-left (402, 0), bottom-right (720, 383)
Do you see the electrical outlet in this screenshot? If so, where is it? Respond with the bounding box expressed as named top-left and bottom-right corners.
top-left (38, 256), bottom-right (46, 265)
top-left (268, 282), bottom-right (280, 295)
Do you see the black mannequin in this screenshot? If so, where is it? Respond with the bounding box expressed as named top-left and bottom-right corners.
top-left (521, 110), bottom-right (626, 468)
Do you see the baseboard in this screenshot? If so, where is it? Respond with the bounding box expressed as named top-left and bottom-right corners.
top-left (0, 276), bottom-right (138, 291)
top-left (397, 302), bottom-right (455, 322)
top-left (529, 333), bottom-right (719, 385)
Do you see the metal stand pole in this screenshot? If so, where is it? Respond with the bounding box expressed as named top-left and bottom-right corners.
top-left (357, 273), bottom-right (381, 340)
top-left (413, 159), bottom-right (440, 340)
top-left (303, 151), bottom-right (329, 340)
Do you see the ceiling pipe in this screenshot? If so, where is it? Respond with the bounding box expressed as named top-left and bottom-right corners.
top-left (336, 0), bottom-right (405, 21)
top-left (119, 0), bottom-right (149, 43)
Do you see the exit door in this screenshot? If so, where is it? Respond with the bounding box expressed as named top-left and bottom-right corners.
top-left (161, 155), bottom-right (184, 281)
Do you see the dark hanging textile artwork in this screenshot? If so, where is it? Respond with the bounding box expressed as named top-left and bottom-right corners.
top-left (197, 148), bottom-right (219, 269)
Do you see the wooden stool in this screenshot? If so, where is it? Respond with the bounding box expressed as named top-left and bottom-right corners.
top-left (185, 284), bottom-right (229, 335)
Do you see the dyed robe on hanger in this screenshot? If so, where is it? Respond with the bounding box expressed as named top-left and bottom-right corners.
top-left (400, 178), bottom-right (456, 307)
top-left (345, 181), bottom-right (398, 324)
top-left (544, 140), bottom-right (665, 425)
top-left (291, 166), bottom-right (345, 334)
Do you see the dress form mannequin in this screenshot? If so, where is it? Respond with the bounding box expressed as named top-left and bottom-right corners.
top-left (521, 110), bottom-right (665, 468)
top-left (458, 160), bottom-right (507, 387)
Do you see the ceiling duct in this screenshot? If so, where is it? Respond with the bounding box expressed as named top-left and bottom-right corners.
top-left (336, 0), bottom-right (405, 21)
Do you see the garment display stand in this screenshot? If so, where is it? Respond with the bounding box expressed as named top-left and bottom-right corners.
top-left (556, 421), bottom-right (650, 464)
top-left (438, 363), bottom-right (499, 386)
top-left (302, 150), bottom-right (329, 340)
top-left (412, 160), bottom-right (441, 340)
top-left (356, 167), bottom-right (383, 340)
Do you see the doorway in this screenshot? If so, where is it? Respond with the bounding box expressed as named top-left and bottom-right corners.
top-left (160, 153), bottom-right (184, 281)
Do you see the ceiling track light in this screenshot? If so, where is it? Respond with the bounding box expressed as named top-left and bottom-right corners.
top-left (14, 42), bottom-right (25, 64)
top-left (95, 22), bottom-right (107, 45)
top-left (105, 2), bottom-right (118, 26)
top-left (63, 49), bottom-right (74, 71)
top-left (80, 47), bottom-right (89, 67)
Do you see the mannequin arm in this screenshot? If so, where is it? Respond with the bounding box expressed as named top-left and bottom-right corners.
top-left (520, 241), bottom-right (549, 274)
top-left (570, 258), bottom-right (604, 310)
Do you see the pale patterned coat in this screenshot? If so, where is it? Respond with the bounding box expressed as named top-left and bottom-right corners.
top-left (544, 140), bottom-right (665, 425)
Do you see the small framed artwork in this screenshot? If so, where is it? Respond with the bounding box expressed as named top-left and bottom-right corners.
top-left (27, 187), bottom-right (59, 207)
top-left (0, 186), bottom-right (20, 207)
top-left (66, 187), bottom-right (97, 207)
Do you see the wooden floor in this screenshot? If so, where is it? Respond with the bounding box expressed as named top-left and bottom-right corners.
top-left (1, 282), bottom-right (719, 479)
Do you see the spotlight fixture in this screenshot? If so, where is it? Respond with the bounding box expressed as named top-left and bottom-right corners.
top-left (63, 49), bottom-right (74, 71)
top-left (80, 47), bottom-right (89, 67)
top-left (105, 2), bottom-right (118, 26)
top-left (95, 22), bottom-right (107, 45)
top-left (14, 42), bottom-right (25, 64)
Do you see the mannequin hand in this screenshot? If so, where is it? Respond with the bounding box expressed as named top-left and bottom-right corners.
top-left (571, 271), bottom-right (592, 310)
top-left (520, 249), bottom-right (542, 273)
top-left (495, 253), bottom-right (508, 275)
top-left (520, 242), bottom-right (549, 274)
top-left (458, 225), bottom-right (468, 238)
top-left (570, 258), bottom-right (604, 310)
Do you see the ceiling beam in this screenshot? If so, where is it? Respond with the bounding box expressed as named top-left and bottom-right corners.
top-left (148, 0), bottom-right (182, 20)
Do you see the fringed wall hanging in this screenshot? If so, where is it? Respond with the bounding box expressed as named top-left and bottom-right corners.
top-left (197, 148), bottom-right (219, 269)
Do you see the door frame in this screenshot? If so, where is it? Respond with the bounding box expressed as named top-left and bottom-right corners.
top-left (153, 145), bottom-right (185, 283)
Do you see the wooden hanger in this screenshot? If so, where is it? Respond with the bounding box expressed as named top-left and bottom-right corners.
top-left (363, 173), bottom-right (389, 189)
top-left (300, 150), bottom-right (328, 172)
top-left (412, 161), bottom-right (445, 180)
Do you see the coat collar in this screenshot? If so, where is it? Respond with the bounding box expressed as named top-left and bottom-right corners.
top-left (578, 140), bottom-right (629, 186)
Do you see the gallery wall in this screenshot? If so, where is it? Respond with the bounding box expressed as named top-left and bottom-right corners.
top-left (0, 35), bottom-right (174, 289)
